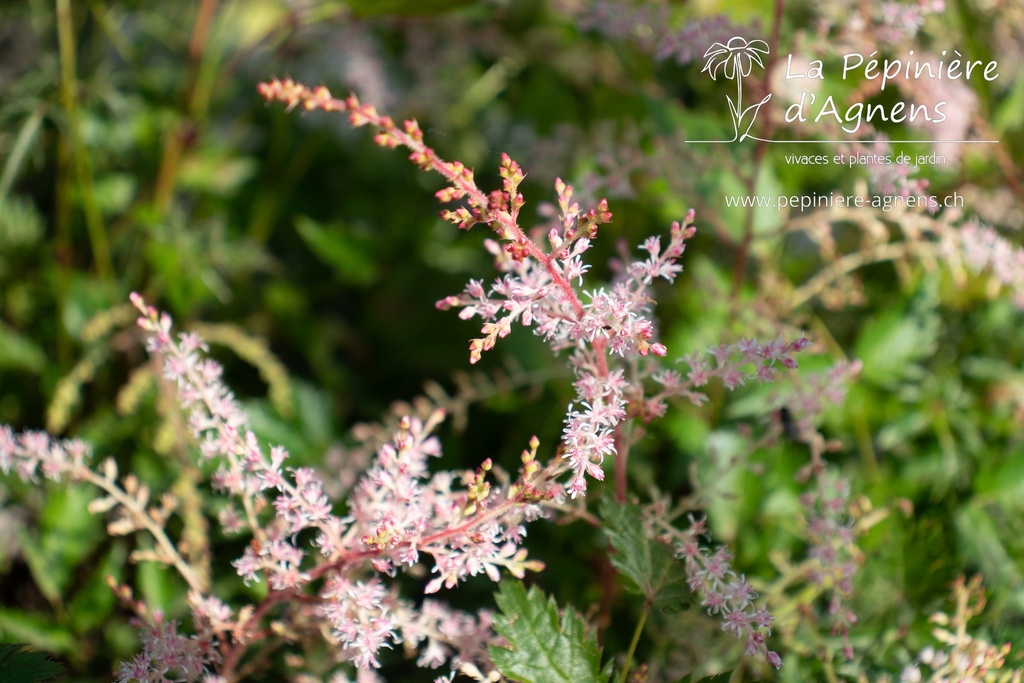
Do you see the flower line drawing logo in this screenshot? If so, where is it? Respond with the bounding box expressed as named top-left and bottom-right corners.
top-left (701, 36), bottom-right (773, 142)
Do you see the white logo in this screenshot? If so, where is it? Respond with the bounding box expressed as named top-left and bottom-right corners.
top-left (699, 37), bottom-right (772, 142)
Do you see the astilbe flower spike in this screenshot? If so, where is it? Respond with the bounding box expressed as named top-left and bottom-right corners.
top-left (663, 514), bottom-right (783, 669)
top-left (127, 294), bottom-right (562, 677)
top-left (258, 77), bottom-right (810, 506)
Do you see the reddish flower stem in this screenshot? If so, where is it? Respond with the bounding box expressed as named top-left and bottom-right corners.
top-left (258, 78), bottom-right (590, 322)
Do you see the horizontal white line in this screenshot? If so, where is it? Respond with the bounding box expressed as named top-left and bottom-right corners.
top-left (686, 139), bottom-right (1000, 144)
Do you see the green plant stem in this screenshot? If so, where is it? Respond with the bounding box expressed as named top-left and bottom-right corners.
top-left (154, 0), bottom-right (220, 212)
top-left (617, 601), bottom-right (650, 683)
top-left (247, 129), bottom-right (321, 245)
top-left (57, 0), bottom-right (113, 282)
top-left (614, 418), bottom-right (636, 504)
top-left (790, 241), bottom-right (937, 309)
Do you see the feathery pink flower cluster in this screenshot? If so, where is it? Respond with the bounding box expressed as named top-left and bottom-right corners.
top-left (127, 294), bottom-right (555, 675)
top-left (956, 220), bottom-right (1024, 309)
top-left (781, 360), bottom-right (864, 443)
top-left (133, 292), bottom-right (338, 591)
top-left (671, 515), bottom-right (783, 670)
top-left (114, 617), bottom-right (219, 683)
top-left (438, 189), bottom-right (698, 497)
top-left (899, 576), bottom-right (1016, 683)
top-left (0, 426), bottom-right (91, 482)
top-left (657, 15), bottom-right (762, 66)
top-left (254, 78), bottom-right (808, 675)
top-left (873, 0), bottom-right (945, 45)
top-left (802, 474), bottom-right (859, 660)
top-left (679, 337), bottom-right (812, 395)
top-left (347, 416), bottom-right (548, 595)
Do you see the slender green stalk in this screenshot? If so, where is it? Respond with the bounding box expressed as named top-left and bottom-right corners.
top-left (57, 0), bottom-right (113, 281)
top-left (0, 106), bottom-right (45, 203)
top-left (617, 602), bottom-right (651, 683)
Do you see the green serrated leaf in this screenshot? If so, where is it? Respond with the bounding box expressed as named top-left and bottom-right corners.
top-left (674, 672), bottom-right (734, 683)
top-left (0, 644), bottom-right (66, 683)
top-left (489, 580), bottom-right (610, 683)
top-left (599, 501), bottom-right (692, 612)
top-left (699, 673), bottom-right (734, 683)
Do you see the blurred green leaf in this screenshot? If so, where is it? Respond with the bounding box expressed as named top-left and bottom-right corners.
top-left (0, 106), bottom-right (45, 202)
top-left (16, 532), bottom-right (61, 606)
top-left (955, 504), bottom-right (1023, 590)
top-left (975, 457), bottom-right (1024, 508)
top-left (21, 486), bottom-right (104, 601)
top-left (246, 381), bottom-right (336, 466)
top-left (294, 215), bottom-right (378, 285)
top-left (992, 76), bottom-right (1024, 134)
top-left (178, 153), bottom-right (257, 197)
top-left (91, 173), bottom-right (136, 216)
top-left (67, 543), bottom-right (126, 633)
top-left (0, 322), bottom-right (45, 372)
top-left (59, 273), bottom-right (116, 339)
top-left (0, 609), bottom-right (75, 656)
top-left (703, 431), bottom-right (746, 542)
top-left (137, 544), bottom-right (179, 613)
top-left (854, 301), bottom-right (940, 387)
top-left (0, 195), bottom-right (44, 250)
top-left (876, 411), bottom-right (930, 452)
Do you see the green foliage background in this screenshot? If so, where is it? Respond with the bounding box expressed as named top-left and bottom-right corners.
top-left (1, 0), bottom-right (1024, 681)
